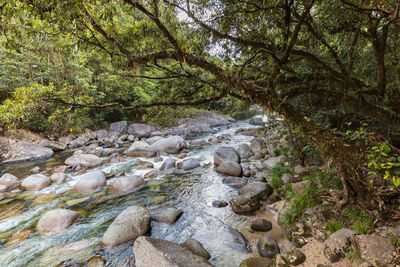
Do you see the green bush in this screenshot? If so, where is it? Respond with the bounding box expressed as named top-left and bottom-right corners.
top-left (268, 163), bottom-right (293, 189)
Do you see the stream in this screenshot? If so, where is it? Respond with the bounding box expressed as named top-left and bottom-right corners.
top-left (0, 120), bottom-right (261, 267)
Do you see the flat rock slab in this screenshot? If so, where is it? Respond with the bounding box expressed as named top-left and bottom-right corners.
top-left (73, 171), bottom-right (106, 193)
top-left (150, 207), bottom-right (183, 224)
top-left (134, 236), bottom-right (213, 267)
top-left (37, 209), bottom-right (79, 234)
top-left (0, 137), bottom-right (53, 164)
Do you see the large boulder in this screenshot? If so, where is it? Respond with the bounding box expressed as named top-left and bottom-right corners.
top-left (127, 141), bottom-right (152, 152)
top-left (0, 173), bottom-right (19, 185)
top-left (151, 136), bottom-right (187, 154)
top-left (102, 206), bottom-right (151, 247)
top-left (182, 238), bottom-right (211, 260)
top-left (238, 144), bottom-right (254, 160)
top-left (238, 182), bottom-right (272, 200)
top-left (149, 207), bottom-right (183, 224)
top-left (257, 236), bottom-right (279, 258)
top-left (160, 158), bottom-right (177, 170)
top-left (50, 173), bottom-right (67, 183)
top-left (214, 147), bottom-right (240, 166)
top-left (65, 154), bottom-right (102, 168)
top-left (249, 116), bottom-right (264, 125)
top-left (21, 174), bottom-right (50, 190)
top-left (0, 137), bottom-right (53, 164)
top-left (111, 175), bottom-right (145, 193)
top-left (323, 228), bottom-right (356, 262)
top-left (216, 161), bottom-right (242, 177)
top-left (262, 156), bottom-right (287, 169)
top-left (134, 236), bottom-right (212, 267)
top-left (127, 123), bottom-right (157, 138)
top-left (230, 195), bottom-right (260, 214)
top-left (109, 121), bottom-right (128, 136)
top-left (37, 209), bottom-right (79, 234)
top-left (73, 171), bottom-right (106, 193)
top-left (250, 138), bottom-right (265, 154)
top-left (352, 235), bottom-right (395, 266)
top-left (177, 158), bottom-right (200, 170)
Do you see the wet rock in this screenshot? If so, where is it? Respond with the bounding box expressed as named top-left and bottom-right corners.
top-left (127, 149), bottom-right (156, 158)
top-left (87, 257), bottom-right (105, 267)
top-left (133, 236), bottom-right (212, 267)
top-left (0, 173), bottom-right (19, 185)
top-left (5, 229), bottom-right (33, 247)
top-left (281, 173), bottom-right (295, 184)
top-left (0, 137), bottom-right (54, 164)
top-left (214, 147), bottom-right (240, 166)
top-left (32, 193), bottom-right (58, 205)
top-left (176, 152), bottom-right (186, 159)
top-left (0, 200), bottom-right (24, 220)
top-left (177, 158), bottom-right (200, 170)
top-left (216, 161), bottom-right (242, 176)
top-left (323, 228), bottom-right (356, 262)
top-left (238, 144), bottom-right (254, 160)
top-left (144, 170), bottom-right (160, 179)
top-left (251, 218), bottom-right (272, 232)
top-left (102, 206), bottom-right (151, 247)
top-left (40, 238), bottom-right (98, 266)
top-left (262, 155), bottom-right (287, 169)
top-left (191, 139), bottom-right (207, 148)
top-left (154, 156), bottom-right (163, 162)
top-left (0, 184), bottom-right (7, 192)
top-left (21, 174), bottom-right (50, 190)
top-left (73, 171), bottom-right (106, 193)
top-left (352, 234), bottom-right (395, 266)
top-left (182, 238), bottom-right (211, 259)
top-left (109, 121), bottom-right (128, 136)
top-left (127, 123), bottom-right (157, 138)
top-left (150, 207), bottom-right (183, 224)
top-left (239, 257), bottom-right (275, 267)
top-left (212, 200), bottom-right (228, 208)
top-left (37, 209), bottom-right (79, 234)
top-left (53, 165), bottom-right (68, 173)
top-left (222, 176), bottom-right (247, 188)
top-left (249, 116), bottom-right (264, 125)
top-left (230, 195), bottom-right (260, 214)
top-left (137, 161), bottom-right (154, 169)
top-left (160, 158), bottom-right (176, 170)
top-left (257, 236), bottom-right (279, 258)
top-left (30, 166), bottom-right (40, 173)
top-left (238, 182), bottom-right (272, 201)
top-left (65, 154), bottom-right (102, 168)
top-left (151, 136), bottom-right (187, 154)
top-left (111, 175), bottom-right (145, 193)
top-left (50, 172), bottom-right (67, 183)
top-left (291, 180), bottom-right (311, 194)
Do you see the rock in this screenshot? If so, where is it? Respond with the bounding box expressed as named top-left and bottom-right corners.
top-left (177, 158), bottom-right (200, 170)
top-left (111, 175), bottom-right (145, 193)
top-left (127, 135), bottom-right (135, 142)
top-left (213, 147), bottom-right (240, 166)
top-left (87, 257), bottom-right (105, 267)
top-left (281, 249), bottom-right (306, 265)
top-left (53, 165), bottom-right (68, 173)
top-left (137, 161), bottom-right (154, 169)
top-left (352, 234), bottom-right (395, 266)
top-left (262, 155), bottom-right (287, 169)
top-left (251, 218), bottom-right (272, 232)
top-left (281, 173), bottom-right (294, 184)
top-left (0, 173), bottom-right (19, 185)
top-left (375, 226), bottom-right (400, 238)
top-left (216, 161), bottom-right (242, 176)
top-left (32, 193), bottom-right (57, 205)
top-left (102, 206), bottom-right (151, 247)
top-left (21, 174), bottom-right (50, 190)
top-left (73, 171), bottom-right (106, 193)
top-left (65, 154), bottom-right (102, 168)
top-left (127, 149), bottom-right (156, 158)
top-left (30, 166), bottom-right (40, 173)
top-left (69, 136), bottom-right (90, 148)
top-left (151, 136), bottom-right (187, 154)
top-left (5, 229), bottom-right (33, 247)
top-left (176, 152), bottom-right (186, 159)
top-left (182, 238), bottom-right (211, 259)
top-left (291, 180), bottom-right (311, 194)
top-left (230, 195), bottom-right (260, 214)
top-left (95, 130), bottom-right (109, 140)
top-left (238, 182), bottom-right (272, 200)
top-left (323, 228), bottom-right (356, 262)
top-left (0, 137), bottom-right (54, 164)
top-left (109, 121), bottom-right (128, 136)
top-left (40, 238), bottom-right (98, 266)
top-left (250, 138), bottom-right (265, 154)
top-left (191, 139), bottom-right (207, 148)
top-left (222, 176), bottom-right (248, 188)
top-left (257, 236), bottom-right (279, 258)
top-left (149, 207), bottom-right (183, 224)
top-left (212, 200), bottom-right (228, 208)
top-left (127, 140), bottom-right (152, 151)
top-left (239, 257), bottom-right (275, 267)
top-left (238, 144), bottom-right (254, 160)
top-left (37, 209), bottom-right (79, 234)
top-left (133, 236), bottom-right (212, 267)
top-left (127, 123), bottom-right (157, 138)
top-left (160, 158), bottom-right (176, 170)
top-left (249, 116), bottom-right (264, 125)
top-left (294, 165), bottom-right (308, 175)
top-left (50, 172), bottom-right (67, 183)
top-left (144, 170), bottom-right (159, 179)
top-left (146, 136), bottom-right (163, 145)
top-left (0, 184), bottom-right (7, 192)
top-left (38, 139), bottom-right (66, 151)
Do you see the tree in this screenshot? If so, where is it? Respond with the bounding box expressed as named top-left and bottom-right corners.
top-left (2, 0), bottom-right (400, 217)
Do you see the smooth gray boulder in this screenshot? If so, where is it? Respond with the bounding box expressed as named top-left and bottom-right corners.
top-left (262, 155), bottom-right (287, 169)
top-left (190, 139), bottom-right (207, 148)
top-left (102, 206), bottom-right (151, 247)
top-left (216, 161), bottom-right (242, 176)
top-left (0, 173), bottom-right (19, 185)
top-left (37, 209), bottom-right (79, 234)
top-left (160, 158), bottom-right (177, 170)
top-left (250, 138), bottom-right (265, 154)
top-left (149, 207), bottom-right (183, 224)
top-left (111, 175), bottom-right (145, 193)
top-left (238, 144), bottom-right (254, 160)
top-left (182, 238), bottom-right (211, 259)
top-left (133, 236), bottom-right (212, 267)
top-left (109, 121), bottom-right (128, 136)
top-left (127, 123), bottom-right (157, 138)
top-left (50, 173), bottom-right (67, 183)
top-left (73, 171), bottom-right (106, 193)
top-left (21, 174), bottom-right (50, 190)
top-left (146, 136), bottom-right (163, 145)
top-left (151, 136), bottom-right (187, 154)
top-left (65, 154), bottom-right (102, 168)
top-left (238, 182), bottom-right (272, 200)
top-left (213, 147), bottom-right (240, 166)
top-left (249, 116), bottom-right (264, 125)
top-left (177, 158), bottom-right (200, 170)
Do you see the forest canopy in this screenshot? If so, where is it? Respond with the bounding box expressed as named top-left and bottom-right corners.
top-left (1, 0), bottom-right (400, 214)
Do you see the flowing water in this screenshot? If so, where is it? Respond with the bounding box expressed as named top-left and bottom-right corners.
top-left (0, 120), bottom-right (261, 267)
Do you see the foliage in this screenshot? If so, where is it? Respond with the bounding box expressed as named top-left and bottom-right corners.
top-left (341, 207), bottom-right (374, 234)
top-left (326, 220), bottom-right (344, 233)
top-left (268, 163), bottom-right (293, 189)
